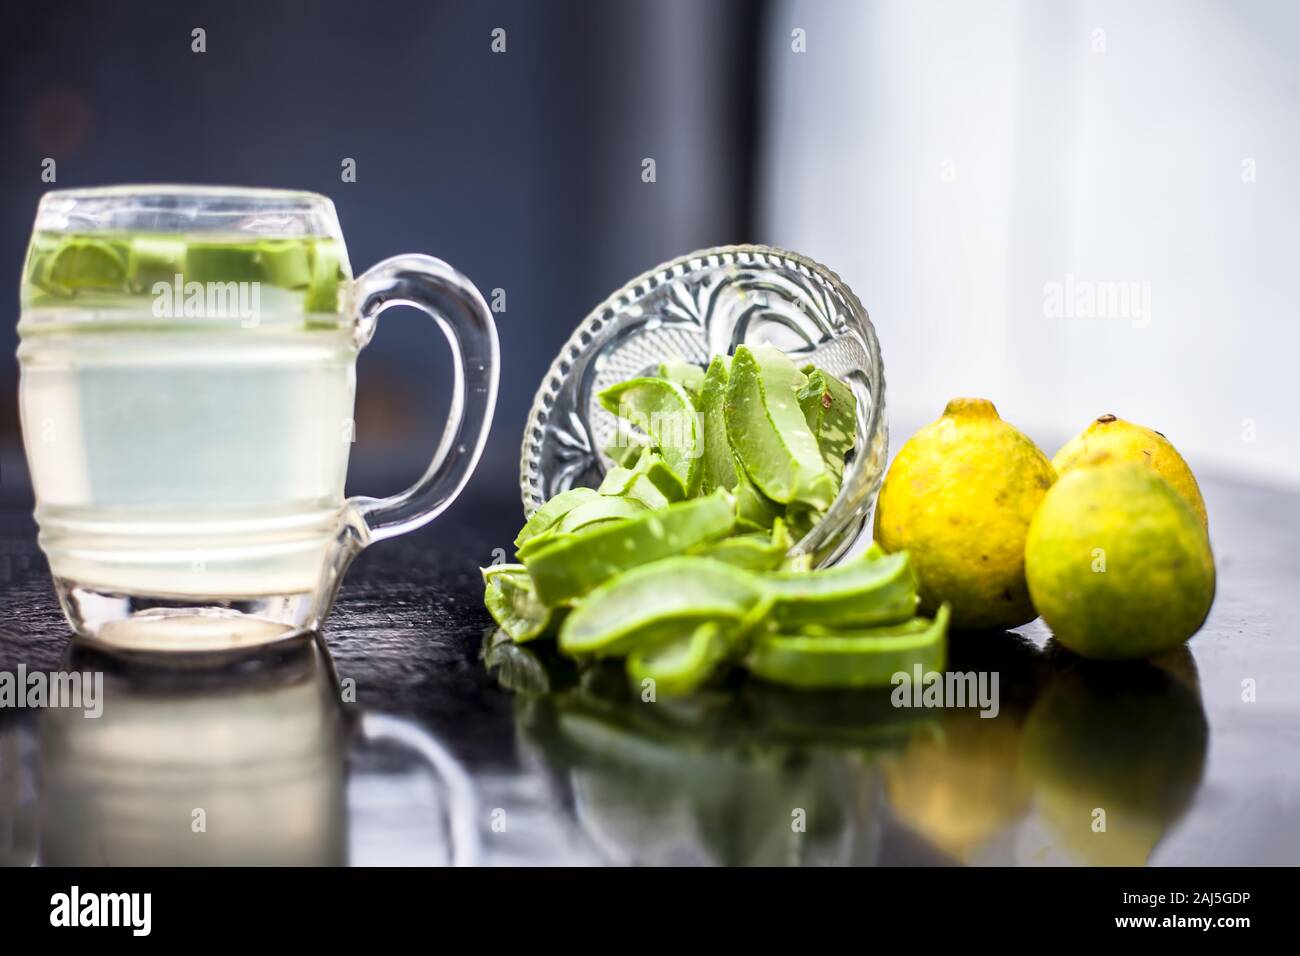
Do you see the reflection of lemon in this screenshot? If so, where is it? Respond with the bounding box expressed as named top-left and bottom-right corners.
top-left (884, 712), bottom-right (1031, 861)
top-left (1053, 415), bottom-right (1208, 527)
top-left (1026, 459), bottom-right (1215, 659)
top-left (1020, 651), bottom-right (1208, 866)
top-left (873, 398), bottom-right (1056, 630)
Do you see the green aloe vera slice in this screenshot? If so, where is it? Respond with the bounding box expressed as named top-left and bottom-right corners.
top-left (184, 241), bottom-right (265, 283)
top-left (797, 366), bottom-right (857, 485)
top-left (44, 237), bottom-right (129, 293)
top-left (762, 551), bottom-right (918, 627)
top-left (555, 494), bottom-right (649, 533)
top-left (690, 518), bottom-right (792, 571)
top-left (597, 466), bottom-right (637, 495)
top-left (657, 358), bottom-right (706, 396)
top-left (604, 434), bottom-right (649, 468)
top-left (514, 487), bottom-right (600, 550)
top-left (633, 452), bottom-right (687, 502)
top-left (725, 344), bottom-right (834, 509)
top-left (597, 466), bottom-right (672, 511)
top-left (258, 239), bottom-right (313, 289)
top-left (626, 621), bottom-right (732, 695)
top-left (699, 355), bottom-right (739, 493)
top-left (598, 378), bottom-right (702, 496)
top-left (526, 492), bottom-right (735, 605)
top-left (304, 241), bottom-right (343, 313)
top-left (126, 236), bottom-right (188, 292)
top-left (482, 564), bottom-right (557, 643)
top-left (733, 464), bottom-right (783, 532)
top-left (745, 605), bottom-right (950, 689)
top-left (559, 556), bottom-right (763, 657)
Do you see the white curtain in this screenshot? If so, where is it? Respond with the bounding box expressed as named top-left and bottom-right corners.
top-left (759, 0), bottom-right (1300, 488)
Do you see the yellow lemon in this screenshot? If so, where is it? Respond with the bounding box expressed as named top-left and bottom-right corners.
top-left (1025, 459), bottom-right (1215, 659)
top-left (873, 398), bottom-right (1056, 630)
top-left (1053, 415), bottom-right (1208, 527)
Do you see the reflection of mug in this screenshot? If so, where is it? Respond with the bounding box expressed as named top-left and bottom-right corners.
top-left (38, 635), bottom-right (479, 865)
top-left (18, 186), bottom-right (499, 649)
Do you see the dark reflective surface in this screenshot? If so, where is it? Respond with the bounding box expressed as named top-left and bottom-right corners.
top-left (1, 471), bottom-right (1297, 865)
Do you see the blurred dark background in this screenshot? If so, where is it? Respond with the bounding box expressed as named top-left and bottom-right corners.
top-left (0, 0), bottom-right (766, 533)
top-left (5, 0), bottom-right (1298, 540)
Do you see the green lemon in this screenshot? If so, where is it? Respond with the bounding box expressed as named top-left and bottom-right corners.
top-left (873, 398), bottom-right (1056, 630)
top-left (1025, 459), bottom-right (1215, 659)
top-left (1053, 414), bottom-right (1208, 528)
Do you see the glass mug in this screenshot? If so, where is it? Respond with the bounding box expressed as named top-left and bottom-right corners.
top-left (17, 186), bottom-right (499, 650)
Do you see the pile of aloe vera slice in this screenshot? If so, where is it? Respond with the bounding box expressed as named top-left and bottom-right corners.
top-left (485, 344), bottom-right (949, 694)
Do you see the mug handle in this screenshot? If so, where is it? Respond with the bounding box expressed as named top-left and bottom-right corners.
top-left (345, 255), bottom-right (500, 544)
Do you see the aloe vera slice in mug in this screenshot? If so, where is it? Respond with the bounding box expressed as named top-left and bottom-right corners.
top-left (482, 564), bottom-right (557, 643)
top-left (514, 486), bottom-right (600, 550)
top-left (626, 621), bottom-right (733, 696)
top-left (762, 550), bottom-right (918, 627)
top-left (797, 366), bottom-right (857, 485)
top-left (525, 491), bottom-right (735, 605)
top-left (559, 556), bottom-right (763, 656)
top-left (744, 605), bottom-right (950, 689)
top-left (725, 344), bottom-right (834, 510)
top-left (598, 377), bottom-right (703, 496)
top-left (41, 236), bottom-right (130, 294)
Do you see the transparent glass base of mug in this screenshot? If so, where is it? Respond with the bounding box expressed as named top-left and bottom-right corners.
top-left (52, 547), bottom-right (357, 654)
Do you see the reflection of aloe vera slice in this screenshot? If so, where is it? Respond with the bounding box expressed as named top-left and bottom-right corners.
top-left (627, 621), bottom-right (732, 695)
top-left (598, 378), bottom-right (702, 496)
top-left (726, 345), bottom-right (833, 510)
top-left (482, 565), bottom-right (561, 643)
top-left (656, 358), bottom-right (706, 397)
top-left (763, 550), bottom-right (917, 627)
top-left (798, 366), bottom-right (857, 485)
top-left (45, 237), bottom-right (129, 292)
top-left (556, 495), bottom-right (648, 534)
top-left (745, 604), bottom-right (949, 689)
top-left (559, 556), bottom-right (763, 657)
top-left (526, 492), bottom-right (735, 605)
top-left (700, 355), bottom-right (738, 493)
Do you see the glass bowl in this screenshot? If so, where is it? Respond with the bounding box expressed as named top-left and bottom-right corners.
top-left (520, 244), bottom-right (888, 566)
